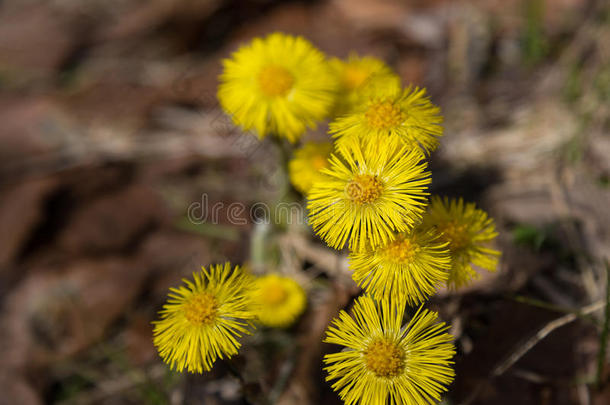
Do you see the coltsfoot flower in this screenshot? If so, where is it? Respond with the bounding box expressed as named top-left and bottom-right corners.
top-left (330, 85), bottom-right (443, 155)
top-left (218, 32), bottom-right (337, 142)
top-left (288, 141), bottom-right (333, 195)
top-left (422, 196), bottom-right (500, 289)
top-left (324, 295), bottom-right (455, 405)
top-left (307, 141), bottom-right (430, 252)
top-left (329, 54), bottom-right (401, 116)
top-left (251, 274), bottom-right (307, 328)
top-left (153, 263), bottom-right (255, 373)
top-left (349, 227), bottom-right (451, 305)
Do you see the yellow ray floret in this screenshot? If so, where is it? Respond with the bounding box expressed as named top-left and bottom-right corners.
top-left (153, 263), bottom-right (255, 373)
top-left (330, 85), bottom-right (443, 155)
top-left (349, 227), bottom-right (450, 305)
top-left (288, 141), bottom-right (333, 195)
top-left (329, 53), bottom-right (401, 116)
top-left (307, 141), bottom-right (430, 252)
top-left (422, 196), bottom-right (501, 289)
top-left (324, 295), bottom-right (455, 405)
top-left (251, 274), bottom-right (307, 328)
top-left (218, 32), bottom-right (337, 143)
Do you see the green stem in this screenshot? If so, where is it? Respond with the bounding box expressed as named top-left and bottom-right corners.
top-left (268, 136), bottom-right (299, 230)
top-left (270, 137), bottom-right (295, 199)
top-left (223, 359), bottom-right (268, 405)
top-left (223, 357), bottom-right (245, 382)
top-left (509, 294), bottom-right (601, 325)
top-left (268, 343), bottom-right (297, 403)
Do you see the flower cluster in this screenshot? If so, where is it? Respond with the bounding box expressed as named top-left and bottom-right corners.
top-left (153, 263), bottom-right (255, 373)
top-left (218, 32), bottom-right (337, 143)
top-left (153, 265), bottom-right (307, 372)
top-left (153, 32), bottom-right (501, 405)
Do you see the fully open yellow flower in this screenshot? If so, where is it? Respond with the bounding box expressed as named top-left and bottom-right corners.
top-left (329, 54), bottom-right (401, 116)
top-left (349, 227), bottom-right (450, 305)
top-left (218, 32), bottom-right (337, 142)
top-left (251, 274), bottom-right (307, 328)
top-left (307, 141), bottom-right (430, 252)
top-left (288, 141), bottom-right (333, 195)
top-left (324, 295), bottom-right (455, 405)
top-left (330, 85), bottom-right (443, 155)
top-left (153, 263), bottom-right (255, 373)
top-left (422, 196), bottom-right (501, 289)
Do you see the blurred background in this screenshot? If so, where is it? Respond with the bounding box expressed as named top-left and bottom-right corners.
top-left (1, 0), bottom-right (609, 404)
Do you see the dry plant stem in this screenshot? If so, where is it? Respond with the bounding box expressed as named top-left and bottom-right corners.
top-left (492, 299), bottom-right (606, 377)
top-left (595, 260), bottom-right (610, 389)
top-left (277, 283), bottom-right (352, 405)
top-left (56, 364), bottom-right (168, 405)
top-left (461, 299), bottom-right (606, 405)
top-left (282, 232), bottom-right (349, 280)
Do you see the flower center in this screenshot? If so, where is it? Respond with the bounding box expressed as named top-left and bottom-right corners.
top-left (260, 279), bottom-right (288, 306)
top-left (183, 292), bottom-right (217, 325)
top-left (364, 339), bottom-right (405, 378)
top-left (346, 175), bottom-right (384, 205)
top-left (365, 100), bottom-right (406, 130)
top-left (383, 236), bottom-right (420, 264)
top-left (438, 220), bottom-right (470, 251)
top-left (258, 65), bottom-right (295, 97)
top-left (343, 66), bottom-right (369, 90)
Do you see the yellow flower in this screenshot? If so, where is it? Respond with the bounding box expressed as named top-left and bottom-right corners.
top-left (422, 196), bottom-right (501, 289)
top-left (349, 227), bottom-right (450, 305)
top-left (307, 141), bottom-right (430, 252)
top-left (330, 85), bottom-right (443, 155)
top-left (251, 274), bottom-right (307, 328)
top-left (288, 141), bottom-right (333, 195)
top-left (218, 32), bottom-right (337, 143)
top-left (153, 263), bottom-right (255, 373)
top-left (330, 53), bottom-right (401, 116)
top-left (324, 295), bottom-right (455, 405)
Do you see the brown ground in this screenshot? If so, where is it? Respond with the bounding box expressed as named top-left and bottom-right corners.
top-left (1, 0), bottom-right (609, 404)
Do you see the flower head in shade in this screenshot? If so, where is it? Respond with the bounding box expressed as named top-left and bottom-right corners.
top-left (288, 141), bottom-right (333, 195)
top-left (349, 227), bottom-right (450, 305)
top-left (329, 54), bottom-right (401, 116)
top-left (307, 141), bottom-right (430, 252)
top-left (153, 263), bottom-right (255, 373)
top-left (218, 32), bottom-right (337, 143)
top-left (422, 196), bottom-right (500, 289)
top-left (251, 274), bottom-right (307, 328)
top-left (324, 295), bottom-right (455, 405)
top-left (330, 85), bottom-right (443, 155)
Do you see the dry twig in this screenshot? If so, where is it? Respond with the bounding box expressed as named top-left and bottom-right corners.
top-left (492, 299), bottom-right (605, 377)
top-left (460, 299), bottom-right (606, 405)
